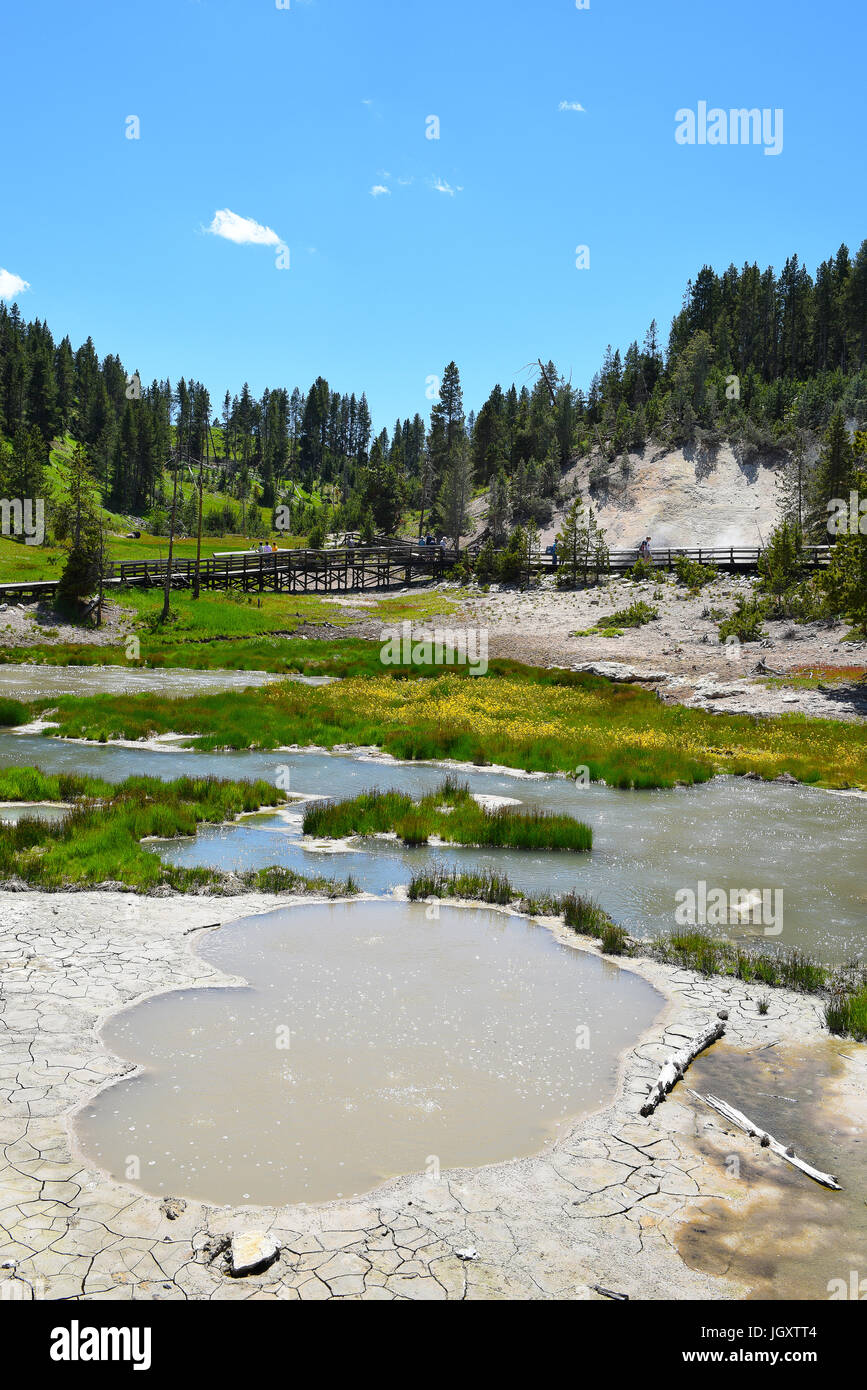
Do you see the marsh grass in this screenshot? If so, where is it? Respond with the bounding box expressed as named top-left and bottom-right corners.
top-left (652, 929), bottom-right (829, 993)
top-left (407, 865), bottom-right (515, 905)
top-left (0, 698), bottom-right (27, 727)
top-left (600, 922), bottom-right (629, 955)
top-left (0, 768), bottom-right (353, 896)
top-left (33, 661), bottom-right (866, 790)
top-left (825, 984), bottom-right (867, 1041)
top-left (302, 779), bottom-right (593, 851)
top-left (407, 866), bottom-right (617, 946)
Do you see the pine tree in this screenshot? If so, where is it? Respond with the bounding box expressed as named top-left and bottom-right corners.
top-left (8, 425), bottom-right (47, 501)
top-left (437, 432), bottom-right (472, 548)
top-left (55, 442), bottom-right (104, 609)
top-left (820, 464), bottom-right (867, 634)
top-left (809, 409), bottom-right (854, 538)
top-left (486, 469), bottom-right (511, 543)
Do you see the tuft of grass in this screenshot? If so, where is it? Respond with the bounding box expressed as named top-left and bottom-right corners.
top-left (0, 767), bottom-right (355, 897)
top-left (652, 931), bottom-right (829, 994)
top-left (303, 779), bottom-right (593, 852)
top-left (559, 891), bottom-right (615, 938)
top-left (825, 985), bottom-right (867, 1042)
top-left (0, 697), bottom-right (28, 727)
top-left (406, 868), bottom-right (618, 950)
top-left (408, 865), bottom-right (515, 905)
top-left (600, 921), bottom-right (629, 955)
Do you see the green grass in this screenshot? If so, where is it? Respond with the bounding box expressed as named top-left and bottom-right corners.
top-left (600, 921), bottom-right (629, 955)
top-left (25, 660), bottom-right (867, 791)
top-left (407, 865), bottom-right (515, 904)
top-left (407, 867), bottom-right (617, 941)
top-left (825, 984), bottom-right (867, 1041)
top-left (0, 635), bottom-right (391, 679)
top-left (0, 767), bottom-right (355, 896)
top-left (303, 777), bottom-right (593, 851)
top-left (0, 698), bottom-right (28, 727)
top-left (650, 929), bottom-right (829, 993)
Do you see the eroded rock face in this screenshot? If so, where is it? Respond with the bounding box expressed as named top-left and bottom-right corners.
top-left (230, 1232), bottom-right (280, 1277)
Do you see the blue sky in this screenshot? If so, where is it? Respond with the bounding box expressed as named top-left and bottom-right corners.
top-left (2, 0), bottom-right (864, 433)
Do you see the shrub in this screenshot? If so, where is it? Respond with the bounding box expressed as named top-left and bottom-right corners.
top-left (602, 600), bottom-right (658, 628)
top-left (474, 539), bottom-right (498, 584)
top-left (718, 595), bottom-right (768, 643)
top-left (497, 527), bottom-right (526, 585)
top-left (674, 555), bottom-right (717, 590)
top-left (629, 557), bottom-right (654, 582)
top-left (757, 520), bottom-right (805, 597)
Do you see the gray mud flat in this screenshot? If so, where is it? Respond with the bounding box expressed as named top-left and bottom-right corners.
top-left (2, 890), bottom-right (863, 1302)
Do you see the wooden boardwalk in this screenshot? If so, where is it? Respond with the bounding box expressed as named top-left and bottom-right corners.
top-left (0, 541), bottom-right (832, 605)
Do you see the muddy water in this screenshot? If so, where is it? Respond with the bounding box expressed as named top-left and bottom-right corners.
top-left (0, 734), bottom-right (864, 961)
top-left (0, 802), bottom-right (68, 824)
top-left (678, 1041), bottom-right (867, 1299)
top-left (0, 665), bottom-right (332, 699)
top-left (75, 900), bottom-right (663, 1207)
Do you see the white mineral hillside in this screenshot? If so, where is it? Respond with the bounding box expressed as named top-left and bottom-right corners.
top-left (469, 441), bottom-right (790, 551)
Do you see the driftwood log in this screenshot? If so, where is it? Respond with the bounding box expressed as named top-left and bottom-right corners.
top-left (639, 1020), bottom-right (725, 1116)
top-left (687, 1090), bottom-right (842, 1189)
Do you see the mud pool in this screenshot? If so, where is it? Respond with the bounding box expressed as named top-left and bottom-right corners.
top-left (74, 899), bottom-right (663, 1206)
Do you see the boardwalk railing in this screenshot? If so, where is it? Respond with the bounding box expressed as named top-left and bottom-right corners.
top-left (0, 541), bottom-right (833, 604)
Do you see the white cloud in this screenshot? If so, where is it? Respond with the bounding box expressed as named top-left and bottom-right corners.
top-left (206, 208), bottom-right (281, 246)
top-left (558, 101), bottom-right (585, 112)
top-left (370, 185), bottom-right (390, 197)
top-left (0, 268), bottom-right (30, 300)
top-left (431, 177), bottom-right (462, 196)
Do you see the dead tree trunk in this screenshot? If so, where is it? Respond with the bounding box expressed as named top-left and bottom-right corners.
top-left (687, 1090), bottom-right (841, 1189)
top-left (640, 1020), bottom-right (725, 1116)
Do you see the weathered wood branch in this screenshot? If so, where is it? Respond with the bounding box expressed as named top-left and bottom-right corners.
top-left (639, 1020), bottom-right (725, 1116)
top-left (687, 1090), bottom-right (842, 1189)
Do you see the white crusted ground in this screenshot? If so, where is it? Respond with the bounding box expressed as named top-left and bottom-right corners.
top-left (1, 890), bottom-right (863, 1302)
